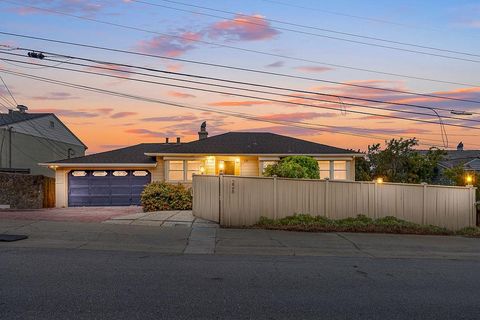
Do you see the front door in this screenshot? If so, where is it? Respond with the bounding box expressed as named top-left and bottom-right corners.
top-left (224, 161), bottom-right (235, 175)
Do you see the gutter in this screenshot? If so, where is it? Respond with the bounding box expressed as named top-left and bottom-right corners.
top-left (38, 163), bottom-right (157, 168)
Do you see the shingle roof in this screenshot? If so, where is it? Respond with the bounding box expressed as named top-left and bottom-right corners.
top-left (0, 111), bottom-right (50, 126)
top-left (149, 132), bottom-right (359, 155)
top-left (440, 150), bottom-right (480, 168)
top-left (48, 143), bottom-right (182, 164)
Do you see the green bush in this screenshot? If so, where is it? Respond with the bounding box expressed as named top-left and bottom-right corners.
top-left (264, 156), bottom-right (320, 179)
top-left (141, 182), bottom-right (192, 212)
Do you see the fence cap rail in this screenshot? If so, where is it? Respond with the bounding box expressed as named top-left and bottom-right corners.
top-left (192, 174), bottom-right (476, 190)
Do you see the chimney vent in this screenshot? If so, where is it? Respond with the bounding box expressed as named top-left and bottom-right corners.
top-left (176, 137), bottom-right (181, 144)
top-left (165, 137), bottom-right (169, 144)
top-left (198, 121), bottom-right (208, 140)
top-left (457, 141), bottom-right (464, 151)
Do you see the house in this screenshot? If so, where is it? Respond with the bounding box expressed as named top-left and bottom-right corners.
top-left (437, 142), bottom-right (480, 173)
top-left (42, 122), bottom-right (363, 207)
top-left (0, 106), bottom-right (87, 177)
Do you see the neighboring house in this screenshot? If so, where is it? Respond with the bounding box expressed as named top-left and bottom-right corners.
top-left (0, 106), bottom-right (87, 177)
top-left (42, 123), bottom-right (363, 207)
top-left (437, 142), bottom-right (480, 173)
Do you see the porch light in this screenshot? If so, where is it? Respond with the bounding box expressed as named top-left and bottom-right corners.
top-left (200, 166), bottom-right (205, 174)
top-left (49, 165), bottom-right (58, 170)
top-left (219, 161), bottom-right (225, 171)
top-left (235, 157), bottom-right (240, 163)
top-left (376, 177), bottom-right (384, 184)
top-left (466, 174), bottom-right (473, 185)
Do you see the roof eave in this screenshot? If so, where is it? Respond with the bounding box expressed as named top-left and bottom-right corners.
top-left (145, 152), bottom-right (364, 157)
top-left (39, 162), bottom-right (157, 168)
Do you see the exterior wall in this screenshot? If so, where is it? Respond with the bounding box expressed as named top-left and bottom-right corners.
top-left (240, 157), bottom-right (259, 176)
top-left (1, 114), bottom-right (84, 147)
top-left (152, 157), bottom-right (165, 181)
top-left (0, 129), bottom-right (86, 177)
top-left (53, 166), bottom-right (155, 208)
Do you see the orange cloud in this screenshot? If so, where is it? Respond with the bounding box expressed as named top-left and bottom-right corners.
top-left (167, 91), bottom-right (196, 99)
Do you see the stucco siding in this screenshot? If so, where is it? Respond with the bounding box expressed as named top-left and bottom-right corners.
top-left (0, 129), bottom-right (86, 177)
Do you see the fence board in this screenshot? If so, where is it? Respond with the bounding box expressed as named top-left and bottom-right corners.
top-left (192, 175), bottom-right (477, 230)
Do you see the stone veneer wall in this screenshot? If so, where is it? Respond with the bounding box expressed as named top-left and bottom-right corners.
top-left (0, 173), bottom-right (54, 209)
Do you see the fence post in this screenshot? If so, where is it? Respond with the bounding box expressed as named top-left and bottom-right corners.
top-left (273, 175), bottom-right (277, 220)
top-left (218, 175), bottom-right (223, 225)
top-left (374, 181), bottom-right (378, 219)
top-left (422, 183), bottom-right (427, 225)
top-left (324, 179), bottom-right (329, 218)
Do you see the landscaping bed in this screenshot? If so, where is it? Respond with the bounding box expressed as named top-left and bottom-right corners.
top-left (255, 214), bottom-right (480, 237)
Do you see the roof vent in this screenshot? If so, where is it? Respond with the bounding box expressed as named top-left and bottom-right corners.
top-left (17, 105), bottom-right (28, 113)
top-left (165, 137), bottom-right (169, 144)
top-left (457, 141), bottom-right (464, 151)
top-left (198, 121), bottom-right (208, 140)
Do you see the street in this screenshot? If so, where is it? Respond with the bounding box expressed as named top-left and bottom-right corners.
top-left (1, 248), bottom-right (480, 319)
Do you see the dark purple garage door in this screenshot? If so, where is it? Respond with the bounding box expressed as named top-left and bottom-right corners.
top-left (68, 170), bottom-right (151, 207)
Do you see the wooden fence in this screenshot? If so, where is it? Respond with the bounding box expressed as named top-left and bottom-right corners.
top-left (192, 175), bottom-right (477, 230)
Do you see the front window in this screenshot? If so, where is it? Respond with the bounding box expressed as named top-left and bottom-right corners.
top-left (318, 161), bottom-right (330, 179)
top-left (317, 160), bottom-right (349, 180)
top-left (167, 160), bottom-right (203, 181)
top-left (333, 161), bottom-right (347, 180)
top-left (187, 161), bottom-right (202, 181)
top-left (168, 161), bottom-right (184, 181)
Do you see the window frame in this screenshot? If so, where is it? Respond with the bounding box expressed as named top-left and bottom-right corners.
top-left (317, 160), bottom-right (350, 180)
top-left (166, 160), bottom-right (203, 182)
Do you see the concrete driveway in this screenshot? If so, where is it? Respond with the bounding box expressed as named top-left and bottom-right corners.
top-left (104, 210), bottom-right (217, 228)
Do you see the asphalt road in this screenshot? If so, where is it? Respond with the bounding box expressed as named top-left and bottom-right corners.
top-left (1, 248), bottom-right (480, 320)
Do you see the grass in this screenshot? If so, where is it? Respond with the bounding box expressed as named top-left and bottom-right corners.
top-left (256, 214), bottom-right (480, 237)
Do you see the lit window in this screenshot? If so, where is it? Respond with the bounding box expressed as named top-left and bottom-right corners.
top-left (168, 161), bottom-right (184, 181)
top-left (187, 161), bottom-right (202, 181)
top-left (72, 171), bottom-right (87, 177)
top-left (113, 171), bottom-right (128, 177)
top-left (133, 171), bottom-right (148, 177)
top-left (333, 161), bottom-right (347, 180)
top-left (318, 161), bottom-right (330, 179)
top-left (92, 171), bottom-right (108, 177)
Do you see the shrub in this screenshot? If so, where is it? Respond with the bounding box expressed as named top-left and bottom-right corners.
top-left (141, 182), bottom-right (192, 212)
top-left (264, 156), bottom-right (320, 179)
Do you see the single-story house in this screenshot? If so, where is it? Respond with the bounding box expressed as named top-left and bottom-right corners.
top-left (41, 123), bottom-right (363, 207)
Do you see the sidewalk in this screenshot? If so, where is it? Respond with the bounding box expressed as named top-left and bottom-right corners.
top-left (1, 218), bottom-right (480, 259)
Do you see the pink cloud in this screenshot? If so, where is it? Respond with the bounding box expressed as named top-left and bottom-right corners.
top-left (111, 112), bottom-right (138, 119)
top-left (86, 64), bottom-right (133, 78)
top-left (30, 91), bottom-right (78, 101)
top-left (167, 91), bottom-right (196, 99)
top-left (126, 128), bottom-right (172, 138)
top-left (12, 0), bottom-right (104, 16)
top-left (136, 31), bottom-right (201, 57)
top-left (141, 115), bottom-right (198, 122)
top-left (294, 66), bottom-right (333, 73)
top-left (166, 63), bottom-right (183, 72)
top-left (207, 14), bottom-right (280, 41)
top-left (31, 108), bottom-right (100, 118)
top-left (260, 112), bottom-right (337, 121)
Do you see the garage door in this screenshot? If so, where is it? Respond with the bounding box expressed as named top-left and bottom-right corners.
top-left (68, 170), bottom-right (151, 207)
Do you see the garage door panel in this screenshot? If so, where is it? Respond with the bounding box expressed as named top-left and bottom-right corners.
top-left (68, 170), bottom-right (151, 207)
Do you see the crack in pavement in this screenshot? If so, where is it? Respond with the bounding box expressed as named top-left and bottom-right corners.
top-left (335, 233), bottom-right (375, 258)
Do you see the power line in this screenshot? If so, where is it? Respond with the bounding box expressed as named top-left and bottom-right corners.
top-left (5, 48), bottom-right (474, 117)
top-left (0, 2), bottom-right (479, 87)
top-left (0, 68), bottom-right (467, 149)
top-left (260, 0), bottom-right (455, 34)
top-left (2, 31), bottom-right (480, 103)
top-left (2, 51), bottom-right (480, 125)
top-left (130, 0), bottom-right (480, 61)
top-left (2, 55), bottom-right (479, 132)
top-left (0, 75), bottom-right (18, 105)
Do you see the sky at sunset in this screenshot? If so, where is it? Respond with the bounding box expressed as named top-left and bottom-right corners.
top-left (0, 0), bottom-right (479, 154)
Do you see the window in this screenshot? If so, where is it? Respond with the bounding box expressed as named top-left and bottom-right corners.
top-left (92, 171), bottom-right (108, 177)
top-left (168, 161), bottom-right (184, 181)
top-left (113, 171), bottom-right (128, 177)
top-left (72, 171), bottom-right (87, 177)
top-left (133, 171), bottom-right (149, 177)
top-left (261, 161), bottom-right (277, 175)
top-left (318, 161), bottom-right (330, 179)
top-left (333, 161), bottom-right (347, 180)
top-left (187, 161), bottom-right (202, 181)
top-left (317, 160), bottom-right (350, 180)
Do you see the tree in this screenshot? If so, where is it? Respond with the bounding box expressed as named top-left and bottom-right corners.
top-left (443, 165), bottom-right (479, 198)
top-left (264, 156), bottom-right (319, 179)
top-left (356, 138), bottom-right (445, 183)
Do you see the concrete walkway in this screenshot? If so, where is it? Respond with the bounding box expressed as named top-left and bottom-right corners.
top-left (104, 210), bottom-right (217, 228)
